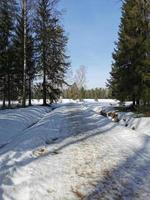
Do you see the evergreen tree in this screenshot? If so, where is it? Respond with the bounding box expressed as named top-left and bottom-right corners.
top-left (26, 35), bottom-right (35, 106)
top-left (47, 20), bottom-right (70, 103)
top-left (108, 0), bottom-right (150, 105)
top-left (14, 5), bottom-right (35, 106)
top-left (0, 0), bottom-right (17, 107)
top-left (35, 0), bottom-right (69, 105)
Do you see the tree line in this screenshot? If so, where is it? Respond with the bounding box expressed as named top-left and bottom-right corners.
top-left (108, 0), bottom-right (150, 106)
top-left (61, 66), bottom-right (111, 100)
top-left (0, 0), bottom-right (69, 108)
top-left (63, 86), bottom-right (111, 100)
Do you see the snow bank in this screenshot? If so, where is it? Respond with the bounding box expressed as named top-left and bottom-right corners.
top-left (91, 103), bottom-right (150, 136)
top-left (119, 112), bottom-right (150, 135)
top-left (0, 106), bottom-right (51, 146)
top-left (87, 99), bottom-right (150, 137)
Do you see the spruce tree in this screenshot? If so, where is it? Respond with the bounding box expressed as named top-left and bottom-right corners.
top-left (35, 0), bottom-right (52, 105)
top-left (108, 0), bottom-right (150, 105)
top-left (47, 22), bottom-right (70, 102)
top-left (0, 0), bottom-right (17, 107)
top-left (35, 0), bottom-right (69, 105)
top-left (14, 7), bottom-right (35, 106)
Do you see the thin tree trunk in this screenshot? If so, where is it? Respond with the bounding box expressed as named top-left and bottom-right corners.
top-left (28, 78), bottom-right (32, 106)
top-left (132, 95), bottom-right (136, 106)
top-left (22, 0), bottom-right (27, 107)
top-left (2, 77), bottom-right (6, 108)
top-left (8, 74), bottom-right (11, 108)
top-left (42, 43), bottom-right (47, 105)
top-left (43, 64), bottom-right (47, 105)
top-left (136, 99), bottom-right (140, 106)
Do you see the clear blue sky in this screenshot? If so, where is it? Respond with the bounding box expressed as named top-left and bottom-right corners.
top-left (59, 0), bottom-right (122, 89)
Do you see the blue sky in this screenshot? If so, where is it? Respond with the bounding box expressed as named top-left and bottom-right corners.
top-left (59, 0), bottom-right (122, 88)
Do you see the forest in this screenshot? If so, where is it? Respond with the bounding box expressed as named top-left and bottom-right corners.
top-left (0, 0), bottom-right (69, 107)
top-left (0, 0), bottom-right (150, 108)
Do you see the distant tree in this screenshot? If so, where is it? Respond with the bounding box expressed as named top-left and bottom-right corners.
top-left (32, 83), bottom-right (43, 100)
top-left (63, 87), bottom-right (111, 100)
top-left (74, 65), bottom-right (87, 89)
top-left (70, 83), bottom-right (79, 100)
top-left (79, 87), bottom-right (86, 101)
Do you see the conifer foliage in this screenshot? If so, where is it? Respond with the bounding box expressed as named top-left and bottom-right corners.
top-left (108, 0), bottom-right (150, 105)
top-left (0, 0), bottom-right (69, 107)
top-left (0, 0), bottom-right (17, 107)
top-left (35, 0), bottom-right (69, 105)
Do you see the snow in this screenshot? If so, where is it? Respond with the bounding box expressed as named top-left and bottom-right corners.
top-left (61, 98), bottom-right (119, 106)
top-left (0, 101), bottom-right (150, 199)
top-left (0, 106), bottom-right (51, 147)
top-left (118, 112), bottom-right (150, 136)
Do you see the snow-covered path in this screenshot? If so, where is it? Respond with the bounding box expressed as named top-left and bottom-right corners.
top-left (0, 104), bottom-right (150, 200)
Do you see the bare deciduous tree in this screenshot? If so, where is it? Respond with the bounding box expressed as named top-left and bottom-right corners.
top-left (74, 65), bottom-right (87, 89)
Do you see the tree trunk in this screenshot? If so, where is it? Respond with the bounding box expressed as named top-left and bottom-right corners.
top-left (136, 99), bottom-right (140, 106)
top-left (22, 0), bottom-right (27, 107)
top-left (28, 78), bottom-right (32, 106)
top-left (42, 43), bottom-right (47, 105)
top-left (132, 96), bottom-right (136, 106)
top-left (8, 74), bottom-right (11, 108)
top-left (43, 66), bottom-right (47, 105)
top-left (3, 77), bottom-right (6, 108)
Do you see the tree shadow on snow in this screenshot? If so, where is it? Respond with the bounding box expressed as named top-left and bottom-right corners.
top-left (84, 134), bottom-right (150, 200)
top-left (0, 104), bottom-right (118, 154)
top-left (0, 103), bottom-right (141, 199)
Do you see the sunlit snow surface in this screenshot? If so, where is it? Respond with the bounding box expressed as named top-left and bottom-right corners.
top-left (0, 100), bottom-right (150, 200)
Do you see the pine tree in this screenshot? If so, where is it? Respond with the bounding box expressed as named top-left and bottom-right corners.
top-left (13, 5), bottom-right (35, 106)
top-left (35, 0), bottom-right (69, 105)
top-left (26, 35), bottom-right (35, 106)
top-left (0, 0), bottom-right (17, 107)
top-left (47, 22), bottom-right (70, 103)
top-left (22, 0), bottom-right (27, 107)
top-left (108, 0), bottom-right (150, 105)
top-left (35, 0), bottom-right (53, 105)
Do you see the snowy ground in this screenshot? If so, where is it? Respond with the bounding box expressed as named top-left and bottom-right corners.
top-left (0, 106), bottom-right (51, 147)
top-left (0, 101), bottom-right (150, 200)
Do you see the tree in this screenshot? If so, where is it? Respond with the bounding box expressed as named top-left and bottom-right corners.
top-left (21, 0), bottom-right (36, 106)
top-left (35, 0), bottom-right (54, 105)
top-left (108, 0), bottom-right (150, 105)
top-left (26, 35), bottom-right (35, 106)
top-left (0, 0), bottom-right (17, 107)
top-left (74, 65), bottom-right (87, 89)
top-left (22, 0), bottom-right (27, 107)
top-left (47, 21), bottom-right (70, 103)
top-left (35, 0), bottom-right (69, 105)
top-left (14, 2), bottom-right (35, 106)
top-left (63, 87), bottom-right (111, 100)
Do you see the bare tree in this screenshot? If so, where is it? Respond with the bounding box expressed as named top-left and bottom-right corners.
top-left (74, 65), bottom-right (87, 89)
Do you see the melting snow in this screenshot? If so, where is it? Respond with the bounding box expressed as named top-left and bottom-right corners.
top-left (0, 101), bottom-right (150, 200)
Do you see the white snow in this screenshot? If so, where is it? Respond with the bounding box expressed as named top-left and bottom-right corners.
top-left (0, 106), bottom-right (51, 147)
top-left (0, 101), bottom-right (150, 200)
top-left (118, 112), bottom-right (150, 136)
